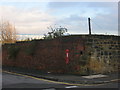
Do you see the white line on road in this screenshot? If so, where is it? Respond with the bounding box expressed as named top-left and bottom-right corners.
top-left (65, 86), bottom-right (78, 88)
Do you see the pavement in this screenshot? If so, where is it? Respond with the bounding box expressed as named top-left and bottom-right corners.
top-left (2, 72), bottom-right (119, 89)
top-left (2, 66), bottom-right (120, 85)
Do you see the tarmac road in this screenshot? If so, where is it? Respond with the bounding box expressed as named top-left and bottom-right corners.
top-left (2, 72), bottom-right (119, 89)
top-left (2, 72), bottom-right (67, 88)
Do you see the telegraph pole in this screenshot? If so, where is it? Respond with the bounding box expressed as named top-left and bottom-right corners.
top-left (88, 17), bottom-right (91, 35)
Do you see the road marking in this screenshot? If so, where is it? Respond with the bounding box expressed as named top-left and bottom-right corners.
top-left (42, 88), bottom-right (56, 90)
top-left (2, 70), bottom-right (118, 86)
top-left (65, 86), bottom-right (78, 88)
top-left (82, 74), bottom-right (107, 79)
top-left (110, 79), bottom-right (120, 82)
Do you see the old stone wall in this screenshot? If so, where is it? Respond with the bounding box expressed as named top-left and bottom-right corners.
top-left (2, 35), bottom-right (120, 74)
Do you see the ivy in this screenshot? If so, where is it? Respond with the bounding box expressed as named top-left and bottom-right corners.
top-left (8, 45), bottom-right (20, 59)
top-left (25, 41), bottom-right (37, 56)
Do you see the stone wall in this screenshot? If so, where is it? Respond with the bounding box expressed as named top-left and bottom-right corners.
top-left (84, 35), bottom-right (120, 73)
top-left (2, 35), bottom-right (120, 74)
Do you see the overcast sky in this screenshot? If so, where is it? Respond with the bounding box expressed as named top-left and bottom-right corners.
top-left (0, 1), bottom-right (118, 36)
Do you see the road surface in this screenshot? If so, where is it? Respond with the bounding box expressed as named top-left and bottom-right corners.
top-left (2, 72), bottom-right (119, 89)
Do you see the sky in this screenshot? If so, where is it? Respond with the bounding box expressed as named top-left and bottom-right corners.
top-left (0, 0), bottom-right (118, 39)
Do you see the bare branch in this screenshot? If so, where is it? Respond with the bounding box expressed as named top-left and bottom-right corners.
top-left (0, 20), bottom-right (17, 44)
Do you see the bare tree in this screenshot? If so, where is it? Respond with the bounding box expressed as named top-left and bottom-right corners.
top-left (0, 21), bottom-right (17, 44)
top-left (43, 26), bottom-right (68, 39)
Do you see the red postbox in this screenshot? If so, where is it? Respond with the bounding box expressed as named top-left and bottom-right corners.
top-left (65, 49), bottom-right (69, 64)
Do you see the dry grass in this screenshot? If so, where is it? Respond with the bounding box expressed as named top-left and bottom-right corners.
top-left (88, 58), bottom-right (114, 74)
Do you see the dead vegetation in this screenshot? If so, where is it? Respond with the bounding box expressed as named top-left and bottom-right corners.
top-left (0, 21), bottom-right (17, 44)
